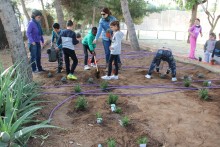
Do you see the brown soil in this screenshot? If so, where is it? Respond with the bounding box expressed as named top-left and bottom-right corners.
top-left (1, 42), bottom-right (220, 147)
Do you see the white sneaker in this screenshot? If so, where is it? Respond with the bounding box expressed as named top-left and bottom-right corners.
top-left (84, 65), bottom-right (90, 70)
top-left (171, 77), bottom-right (177, 82)
top-left (110, 75), bottom-right (118, 80)
top-left (101, 75), bottom-right (111, 80)
top-left (90, 63), bottom-right (96, 67)
top-left (145, 74), bottom-right (151, 79)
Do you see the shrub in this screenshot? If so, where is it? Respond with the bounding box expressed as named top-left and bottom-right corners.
top-left (199, 88), bottom-right (209, 100)
top-left (96, 112), bottom-right (102, 118)
top-left (108, 94), bottom-right (118, 105)
top-left (184, 79), bottom-right (191, 87)
top-left (75, 96), bottom-right (88, 110)
top-left (100, 81), bottom-right (108, 91)
top-left (137, 136), bottom-right (148, 144)
top-left (115, 107), bottom-right (122, 114)
top-left (74, 84), bottom-right (81, 93)
top-left (107, 138), bottom-right (116, 147)
top-left (121, 116), bottom-right (130, 127)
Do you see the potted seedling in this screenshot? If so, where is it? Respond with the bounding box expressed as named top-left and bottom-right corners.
top-left (87, 78), bottom-right (94, 84)
top-left (210, 59), bottom-right (215, 65)
top-left (184, 79), bottom-right (191, 87)
top-left (61, 76), bottom-right (67, 83)
top-left (100, 81), bottom-right (108, 91)
top-left (74, 84), bottom-right (81, 93)
top-left (199, 88), bottom-right (209, 100)
top-left (96, 112), bottom-right (103, 124)
top-left (119, 116), bottom-right (130, 127)
top-left (137, 137), bottom-right (148, 147)
top-left (108, 94), bottom-right (118, 112)
top-left (75, 96), bottom-right (88, 111)
top-left (107, 138), bottom-right (116, 147)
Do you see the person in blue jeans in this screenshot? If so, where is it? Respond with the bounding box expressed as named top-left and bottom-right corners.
top-left (93, 7), bottom-right (122, 69)
top-left (26, 9), bottom-right (45, 73)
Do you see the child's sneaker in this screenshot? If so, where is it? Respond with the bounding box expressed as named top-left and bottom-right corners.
top-left (90, 63), bottom-right (96, 67)
top-left (84, 65), bottom-right (90, 70)
top-left (145, 74), bottom-right (151, 79)
top-left (110, 75), bottom-right (118, 80)
top-left (67, 74), bottom-right (77, 80)
top-left (101, 75), bottom-right (111, 80)
top-left (171, 77), bottom-right (177, 82)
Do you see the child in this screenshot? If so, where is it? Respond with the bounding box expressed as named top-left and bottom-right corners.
top-left (145, 47), bottom-right (177, 82)
top-left (57, 20), bottom-right (80, 80)
top-left (188, 18), bottom-right (203, 59)
top-left (51, 23), bottom-right (63, 73)
top-left (211, 33), bottom-right (220, 64)
top-left (204, 33), bottom-right (216, 63)
top-left (101, 21), bottom-right (124, 80)
top-left (82, 27), bottom-right (97, 70)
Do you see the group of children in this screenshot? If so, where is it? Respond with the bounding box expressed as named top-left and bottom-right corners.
top-left (52, 20), bottom-right (124, 80)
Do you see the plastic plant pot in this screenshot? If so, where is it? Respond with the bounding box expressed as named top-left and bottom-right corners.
top-left (97, 118), bottom-right (103, 124)
top-left (111, 104), bottom-right (116, 112)
top-left (208, 81), bottom-right (212, 86)
top-left (139, 144), bottom-right (147, 147)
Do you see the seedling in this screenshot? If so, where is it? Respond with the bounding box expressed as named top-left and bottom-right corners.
top-left (197, 73), bottom-right (205, 78)
top-left (121, 116), bottom-right (130, 127)
top-left (107, 138), bottom-right (116, 147)
top-left (96, 112), bottom-right (103, 124)
top-left (137, 136), bottom-right (148, 145)
top-left (203, 81), bottom-right (209, 87)
top-left (100, 81), bottom-right (108, 91)
top-left (108, 94), bottom-right (118, 105)
top-left (87, 78), bottom-right (94, 84)
top-left (199, 88), bottom-right (209, 100)
top-left (115, 107), bottom-right (122, 114)
top-left (74, 84), bottom-right (81, 93)
top-left (75, 96), bottom-right (88, 110)
top-left (47, 72), bottom-right (52, 78)
top-left (184, 79), bottom-right (191, 87)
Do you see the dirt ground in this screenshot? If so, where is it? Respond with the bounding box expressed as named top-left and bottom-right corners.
top-left (1, 41), bottom-right (220, 147)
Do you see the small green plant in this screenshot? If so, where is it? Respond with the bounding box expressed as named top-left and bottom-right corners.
top-left (115, 107), bottom-right (122, 114)
top-left (203, 81), bottom-right (209, 87)
top-left (96, 112), bottom-right (102, 118)
top-left (74, 84), bottom-right (81, 93)
top-left (107, 138), bottom-right (116, 147)
top-left (100, 81), bottom-right (108, 91)
top-left (199, 88), bottom-right (209, 100)
top-left (137, 136), bottom-right (148, 144)
top-left (121, 116), bottom-right (130, 127)
top-left (108, 94), bottom-right (118, 104)
top-left (75, 96), bottom-right (88, 110)
top-left (184, 79), bottom-right (191, 87)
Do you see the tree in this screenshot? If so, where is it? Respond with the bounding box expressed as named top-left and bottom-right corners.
top-left (54, 0), bottom-right (65, 29)
top-left (201, 0), bottom-right (220, 33)
top-left (40, 0), bottom-right (50, 34)
top-left (120, 0), bottom-right (140, 51)
top-left (0, 0), bottom-right (32, 82)
top-left (20, 0), bottom-right (30, 22)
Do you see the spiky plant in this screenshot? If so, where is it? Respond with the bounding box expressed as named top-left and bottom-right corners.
top-left (199, 88), bottom-right (209, 100)
top-left (107, 94), bottom-right (118, 105)
top-left (75, 96), bottom-right (88, 111)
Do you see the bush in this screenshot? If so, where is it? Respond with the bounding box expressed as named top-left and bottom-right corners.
top-left (100, 81), bottom-right (108, 91)
top-left (137, 136), bottom-right (148, 144)
top-left (96, 112), bottom-right (102, 118)
top-left (75, 96), bottom-right (88, 110)
top-left (74, 84), bottom-right (81, 93)
top-left (107, 138), bottom-right (116, 147)
top-left (121, 116), bottom-right (130, 127)
top-left (115, 107), bottom-right (122, 114)
top-left (199, 88), bottom-right (209, 100)
top-left (184, 79), bottom-right (191, 87)
top-left (107, 94), bottom-right (118, 105)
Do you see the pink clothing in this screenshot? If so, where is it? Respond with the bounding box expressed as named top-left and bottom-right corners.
top-left (188, 25), bottom-right (202, 59)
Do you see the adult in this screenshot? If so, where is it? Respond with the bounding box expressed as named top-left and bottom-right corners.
top-left (212, 33), bottom-right (220, 64)
top-left (188, 18), bottom-right (203, 59)
top-left (93, 7), bottom-right (122, 69)
top-left (26, 9), bottom-right (45, 73)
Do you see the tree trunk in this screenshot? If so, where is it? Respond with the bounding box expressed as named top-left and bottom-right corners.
top-left (92, 6), bottom-right (96, 27)
top-left (54, 0), bottom-right (65, 29)
top-left (20, 0), bottom-right (30, 22)
top-left (120, 0), bottom-right (140, 51)
top-left (187, 3), bottom-right (198, 43)
top-left (40, 0), bottom-right (50, 34)
top-left (0, 0), bottom-right (32, 82)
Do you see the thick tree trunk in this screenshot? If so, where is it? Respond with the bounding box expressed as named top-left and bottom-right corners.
top-left (40, 0), bottom-right (50, 34)
top-left (92, 6), bottom-right (96, 27)
top-left (120, 0), bottom-right (140, 51)
top-left (20, 0), bottom-right (30, 22)
top-left (0, 0), bottom-right (32, 82)
top-left (54, 0), bottom-right (65, 29)
top-left (187, 3), bottom-right (198, 43)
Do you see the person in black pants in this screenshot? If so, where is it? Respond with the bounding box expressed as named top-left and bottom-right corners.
top-left (57, 20), bottom-right (80, 80)
top-left (145, 47), bottom-right (177, 82)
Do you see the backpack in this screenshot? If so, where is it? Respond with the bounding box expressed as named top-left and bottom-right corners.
top-left (47, 46), bottom-right (57, 62)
